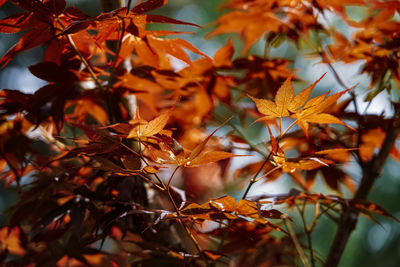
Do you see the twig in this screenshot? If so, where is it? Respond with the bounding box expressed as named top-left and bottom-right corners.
top-left (241, 154), bottom-right (271, 199)
top-left (66, 35), bottom-right (105, 92)
top-left (164, 165), bottom-right (210, 266)
top-left (121, 139), bottom-right (209, 265)
top-left (283, 215), bottom-right (310, 267)
top-left (212, 111), bottom-right (267, 157)
top-left (295, 200), bottom-right (315, 267)
top-left (309, 203), bottom-right (339, 233)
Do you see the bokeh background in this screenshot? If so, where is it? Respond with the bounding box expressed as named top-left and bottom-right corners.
top-left (1, 0), bottom-right (399, 266)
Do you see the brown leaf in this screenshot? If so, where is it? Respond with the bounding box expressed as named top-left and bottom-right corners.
top-left (143, 165), bottom-right (161, 174)
top-left (121, 155), bottom-right (141, 170)
top-left (186, 151), bottom-right (243, 168)
top-left (210, 196), bottom-right (237, 212)
top-left (127, 107), bottom-right (173, 139)
top-left (237, 199), bottom-right (258, 217)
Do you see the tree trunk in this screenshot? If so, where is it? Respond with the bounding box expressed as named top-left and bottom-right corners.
top-left (325, 105), bottom-right (400, 267)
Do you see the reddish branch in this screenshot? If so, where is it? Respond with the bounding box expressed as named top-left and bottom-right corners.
top-left (325, 104), bottom-right (400, 267)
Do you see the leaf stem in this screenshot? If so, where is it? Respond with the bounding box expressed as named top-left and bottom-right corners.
top-left (281, 119), bottom-right (298, 137)
top-left (254, 165), bottom-right (281, 182)
top-left (167, 165), bottom-right (180, 189)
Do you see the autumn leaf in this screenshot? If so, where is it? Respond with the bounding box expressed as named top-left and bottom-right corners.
top-left (250, 74), bottom-right (354, 137)
top-left (143, 165), bottom-right (162, 174)
top-left (203, 250), bottom-right (224, 261)
top-left (214, 38), bottom-right (234, 67)
top-left (127, 107), bottom-right (174, 139)
top-left (265, 121), bottom-right (333, 173)
top-left (0, 226), bottom-right (25, 256)
top-left (249, 74), bottom-right (326, 122)
top-left (131, 0), bottom-right (168, 14)
top-left (208, 10), bottom-right (281, 53)
top-left (266, 123), bottom-right (279, 154)
top-left (291, 86), bottom-right (354, 136)
top-left (272, 152), bottom-right (334, 173)
top-left (145, 120), bottom-right (246, 167)
top-left (181, 195), bottom-right (285, 231)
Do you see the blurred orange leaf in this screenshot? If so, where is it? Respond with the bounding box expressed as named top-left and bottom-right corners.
top-left (127, 106), bottom-right (174, 139)
top-left (0, 226), bottom-right (25, 256)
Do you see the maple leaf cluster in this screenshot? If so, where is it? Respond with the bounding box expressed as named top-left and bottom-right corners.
top-left (0, 0), bottom-right (399, 266)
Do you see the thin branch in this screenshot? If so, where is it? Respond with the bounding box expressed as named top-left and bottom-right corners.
top-left (283, 216), bottom-right (310, 267)
top-left (241, 154), bottom-right (271, 199)
top-left (254, 165), bottom-right (281, 182)
top-left (296, 200), bottom-right (315, 267)
top-left (66, 35), bottom-right (105, 92)
top-left (100, 0), bottom-right (124, 12)
top-left (309, 203), bottom-right (340, 232)
top-left (121, 139), bottom-right (209, 264)
top-left (167, 166), bottom-right (180, 190)
top-left (213, 111), bottom-right (267, 157)
top-left (164, 166), bottom-right (210, 266)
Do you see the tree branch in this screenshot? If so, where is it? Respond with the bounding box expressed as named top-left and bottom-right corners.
top-left (100, 0), bottom-right (124, 12)
top-left (325, 104), bottom-right (400, 267)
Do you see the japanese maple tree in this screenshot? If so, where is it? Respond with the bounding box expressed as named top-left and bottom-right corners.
top-left (0, 0), bottom-right (399, 266)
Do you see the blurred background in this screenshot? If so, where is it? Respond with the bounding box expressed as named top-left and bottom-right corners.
top-left (1, 0), bottom-right (399, 266)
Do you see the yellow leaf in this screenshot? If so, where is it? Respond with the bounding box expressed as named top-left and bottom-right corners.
top-left (248, 95), bottom-right (278, 120)
top-left (249, 75), bottom-right (329, 123)
top-left (143, 165), bottom-right (161, 174)
top-left (291, 86), bottom-right (354, 136)
top-left (128, 110), bottom-right (171, 138)
top-left (274, 76), bottom-right (294, 117)
top-left (300, 113), bottom-right (345, 125)
top-left (237, 199), bottom-right (258, 217)
top-left (288, 73), bottom-right (326, 112)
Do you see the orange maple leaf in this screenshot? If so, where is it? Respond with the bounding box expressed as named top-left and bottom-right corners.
top-left (127, 106), bottom-right (174, 139)
top-left (0, 226), bottom-right (25, 256)
top-left (250, 74), bottom-right (354, 136)
top-left (146, 121), bottom-right (246, 167)
top-left (249, 74), bottom-right (325, 121)
top-left (265, 123), bottom-right (334, 174)
top-left (290, 87), bottom-right (355, 136)
top-left (208, 10), bottom-right (281, 53)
